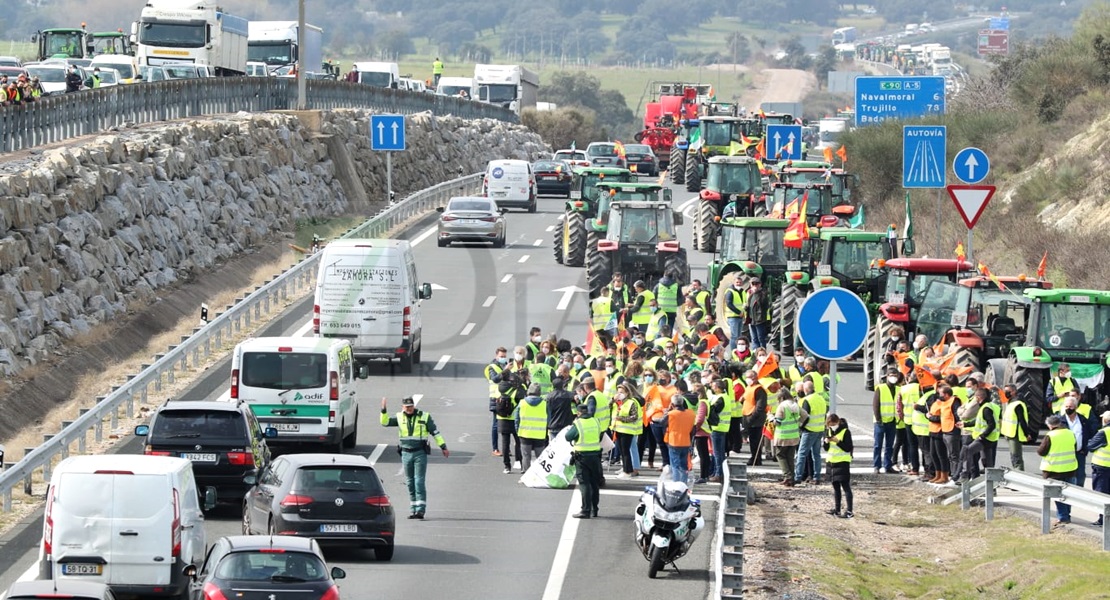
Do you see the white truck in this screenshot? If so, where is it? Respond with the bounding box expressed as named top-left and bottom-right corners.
top-left (928, 46), bottom-right (952, 69)
top-left (473, 64), bottom-right (539, 115)
top-left (133, 0), bottom-right (248, 76)
top-left (352, 61), bottom-right (399, 88)
top-left (815, 117), bottom-right (849, 152)
top-left (247, 20), bottom-right (323, 76)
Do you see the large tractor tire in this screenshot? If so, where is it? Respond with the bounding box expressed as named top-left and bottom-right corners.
top-left (1006, 357), bottom-right (1047, 435)
top-left (553, 218), bottom-right (564, 265)
top-left (663, 248), bottom-right (691, 287)
top-left (951, 347), bottom-right (981, 383)
top-left (862, 325), bottom-right (877, 391)
top-left (714, 272), bottom-right (741, 330)
top-left (777, 285), bottom-right (803, 355)
top-left (670, 147), bottom-right (686, 184)
top-left (564, 211), bottom-right (587, 267)
top-left (695, 200), bottom-right (720, 253)
top-left (586, 238), bottom-right (612, 299)
top-left (685, 156), bottom-right (701, 192)
top-left (866, 315), bottom-right (898, 391)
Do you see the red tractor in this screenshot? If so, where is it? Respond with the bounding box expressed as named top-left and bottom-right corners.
top-left (639, 88), bottom-right (699, 172)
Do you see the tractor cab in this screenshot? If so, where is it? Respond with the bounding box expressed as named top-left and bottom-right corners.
top-left (710, 218), bottom-right (792, 290)
top-left (593, 183), bottom-right (672, 230)
top-left (815, 229), bottom-right (893, 301)
top-left (35, 26), bottom-right (90, 61)
top-left (777, 163), bottom-right (858, 207)
top-left (569, 167), bottom-right (635, 210)
top-left (586, 198), bottom-right (689, 297)
top-left (704, 156), bottom-right (763, 214)
top-left (769, 182), bottom-right (852, 227)
top-left (607, 201), bottom-right (677, 244)
top-left (878, 259), bottom-right (975, 328)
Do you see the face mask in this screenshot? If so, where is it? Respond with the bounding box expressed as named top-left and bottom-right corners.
top-left (497, 357), bottom-right (508, 365)
top-left (737, 344), bottom-right (747, 351)
top-left (1065, 408), bottom-right (1076, 415)
top-left (572, 363), bottom-right (584, 372)
top-left (532, 336), bottom-right (541, 343)
top-left (746, 378), bottom-right (756, 385)
top-left (914, 341), bottom-right (925, 349)
top-left (891, 336), bottom-right (900, 341)
top-left (634, 337), bottom-right (644, 344)
top-left (887, 376), bottom-right (899, 384)
top-left (644, 375), bottom-right (655, 383)
top-left (651, 306), bottom-right (659, 313)
top-left (513, 353), bottom-right (523, 361)
top-left (1060, 373), bottom-right (1069, 379)
top-left (616, 392), bottom-right (627, 400)
top-left (606, 367), bottom-right (616, 374)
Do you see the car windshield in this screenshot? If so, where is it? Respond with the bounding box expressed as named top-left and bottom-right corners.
top-left (96, 63), bottom-right (132, 79)
top-left (241, 352), bottom-right (328, 390)
top-left (97, 71), bottom-right (117, 83)
top-left (358, 71), bottom-right (392, 87)
top-left (480, 83), bottom-right (516, 103)
top-left (439, 84), bottom-right (469, 96)
top-left (1038, 300), bottom-right (1110, 351)
top-left (625, 145), bottom-right (652, 155)
top-left (248, 42), bottom-right (293, 65)
top-left (164, 66), bottom-right (201, 79)
top-left (294, 466), bottom-right (384, 493)
top-left (216, 551), bottom-right (328, 582)
top-left (556, 151), bottom-right (586, 161)
top-left (153, 410), bottom-right (246, 439)
top-left (26, 67), bottom-right (65, 83)
top-left (588, 145), bottom-right (617, 157)
top-left (702, 121), bottom-right (734, 146)
top-left (447, 199), bottom-right (493, 212)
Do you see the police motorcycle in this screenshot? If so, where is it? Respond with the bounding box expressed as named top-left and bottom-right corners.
top-left (633, 474), bottom-right (705, 578)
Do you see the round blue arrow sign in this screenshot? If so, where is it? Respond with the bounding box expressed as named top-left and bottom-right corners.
top-left (953, 147), bottom-right (990, 184)
top-left (796, 288), bottom-right (870, 361)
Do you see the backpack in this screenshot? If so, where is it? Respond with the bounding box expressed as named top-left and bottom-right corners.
top-left (707, 398), bottom-right (723, 427)
top-left (496, 394), bottom-right (515, 417)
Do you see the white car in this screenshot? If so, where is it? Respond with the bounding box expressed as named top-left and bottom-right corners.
top-left (23, 64), bottom-right (71, 95)
top-left (0, 55), bottom-right (21, 67)
top-left (91, 67), bottom-right (121, 88)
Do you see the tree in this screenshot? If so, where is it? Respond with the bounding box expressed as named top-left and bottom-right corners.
top-left (811, 46), bottom-right (838, 88)
top-left (521, 107), bottom-right (600, 151)
top-left (430, 21), bottom-right (476, 55)
top-left (378, 30), bottom-right (415, 60)
top-left (726, 32), bottom-right (752, 64)
top-left (457, 42), bottom-right (493, 63)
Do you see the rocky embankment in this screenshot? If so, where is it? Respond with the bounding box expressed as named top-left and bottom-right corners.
top-left (0, 110), bottom-right (546, 376)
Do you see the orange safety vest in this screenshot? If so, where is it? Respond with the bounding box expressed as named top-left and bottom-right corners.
top-left (697, 332), bottom-right (719, 360)
top-left (929, 397), bottom-right (956, 434)
top-left (643, 388), bottom-right (666, 425)
top-left (742, 384), bottom-right (764, 416)
top-left (664, 408), bottom-right (696, 447)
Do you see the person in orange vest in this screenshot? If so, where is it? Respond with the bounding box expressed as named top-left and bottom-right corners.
top-left (921, 383), bottom-right (961, 484)
top-left (692, 322), bottom-right (719, 362)
top-left (660, 395), bottom-right (696, 484)
top-left (740, 369), bottom-right (768, 466)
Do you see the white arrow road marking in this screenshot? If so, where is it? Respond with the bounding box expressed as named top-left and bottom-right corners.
top-left (553, 285), bottom-right (586, 311)
top-left (434, 356), bottom-right (451, 371)
top-left (819, 298), bottom-right (847, 351)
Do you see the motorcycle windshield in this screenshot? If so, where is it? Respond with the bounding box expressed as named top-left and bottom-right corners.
top-left (655, 484), bottom-right (691, 512)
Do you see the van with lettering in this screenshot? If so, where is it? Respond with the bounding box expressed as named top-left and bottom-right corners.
top-left (230, 336), bottom-right (364, 450)
top-left (313, 239), bottom-right (432, 373)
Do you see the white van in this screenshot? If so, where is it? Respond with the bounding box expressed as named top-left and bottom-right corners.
top-left (313, 239), bottom-right (432, 373)
top-left (436, 76), bottom-right (473, 98)
top-left (90, 54), bottom-right (138, 84)
top-left (352, 61), bottom-right (399, 88)
top-left (40, 455), bottom-right (214, 598)
top-left (231, 336), bottom-right (363, 450)
top-left (483, 159), bottom-right (537, 212)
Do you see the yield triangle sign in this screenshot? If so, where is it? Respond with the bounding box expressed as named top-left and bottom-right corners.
top-left (947, 185), bottom-right (996, 229)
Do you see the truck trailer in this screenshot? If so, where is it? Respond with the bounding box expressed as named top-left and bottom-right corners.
top-left (473, 64), bottom-right (539, 115)
top-left (133, 0), bottom-right (248, 76)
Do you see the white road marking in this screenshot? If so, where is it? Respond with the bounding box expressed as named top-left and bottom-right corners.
top-left (557, 214), bottom-right (565, 222)
top-left (541, 490), bottom-right (583, 600)
top-left (434, 355), bottom-right (451, 371)
top-left (411, 225), bottom-right (438, 247)
top-left (533, 239), bottom-right (544, 246)
top-left (367, 443), bottom-right (387, 466)
top-left (501, 274), bottom-right (513, 283)
top-left (518, 255), bottom-right (530, 263)
top-left (293, 319), bottom-right (313, 337)
top-left (460, 323), bottom-right (476, 336)
top-left (412, 394), bottom-right (424, 405)
top-left (482, 296), bottom-right (496, 308)
top-left (677, 196), bottom-right (699, 212)
top-left (15, 560), bottom-right (38, 583)
top-left (545, 225), bottom-right (556, 232)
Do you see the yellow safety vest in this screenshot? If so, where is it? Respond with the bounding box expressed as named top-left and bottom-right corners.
top-left (953, 386), bottom-right (969, 403)
top-left (972, 402), bottom-right (1001, 442)
top-left (900, 383), bottom-right (921, 430)
top-left (518, 399), bottom-right (548, 440)
top-left (496, 386), bottom-right (519, 421)
top-left (710, 392), bottom-right (731, 433)
top-left (802, 393), bottom-right (827, 433)
top-left (693, 289), bottom-right (710, 311)
top-left (774, 405), bottom-right (800, 442)
top-left (528, 362), bottom-right (555, 395)
top-left (432, 60), bottom-right (444, 75)
top-left (1000, 399), bottom-right (1028, 442)
top-left (386, 411), bottom-right (445, 447)
top-left (645, 310), bottom-right (667, 342)
top-left (875, 384), bottom-right (896, 424)
top-left (591, 297), bottom-right (613, 330)
top-left (572, 417), bottom-right (602, 452)
top-left (724, 287), bottom-right (745, 318)
top-left (613, 399), bottom-right (643, 435)
top-left (805, 371), bottom-right (826, 396)
top-left (590, 390), bottom-right (612, 431)
top-left (826, 428), bottom-right (851, 463)
top-left (656, 282), bottom-right (679, 312)
top-left (1051, 377), bottom-right (1075, 413)
top-left (910, 389), bottom-right (932, 437)
top-left (1092, 426), bottom-right (1110, 468)
top-left (632, 290), bottom-right (656, 325)
top-left (1040, 428), bottom-right (1078, 473)
top-left (484, 362), bottom-right (503, 398)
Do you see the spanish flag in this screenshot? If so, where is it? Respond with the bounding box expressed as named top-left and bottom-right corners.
top-left (977, 261), bottom-right (1008, 291)
top-left (823, 146), bottom-right (834, 163)
top-left (783, 192), bottom-right (810, 249)
top-left (955, 241), bottom-right (966, 260)
top-left (758, 108), bottom-right (766, 118)
top-left (755, 137), bottom-right (766, 160)
top-left (613, 140), bottom-right (626, 158)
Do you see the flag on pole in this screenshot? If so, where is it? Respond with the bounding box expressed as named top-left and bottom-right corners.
top-left (955, 241), bottom-right (966, 260)
top-left (1037, 251), bottom-right (1048, 280)
top-left (755, 137), bottom-right (766, 160)
top-left (836, 145), bottom-right (848, 164)
top-left (977, 261), bottom-right (1008, 291)
top-left (823, 146), bottom-right (834, 163)
top-left (756, 352), bottom-right (780, 379)
top-left (847, 204), bottom-right (865, 228)
top-left (784, 192), bottom-right (810, 249)
top-left (570, 141), bottom-right (576, 150)
top-left (758, 108), bottom-right (766, 118)
top-left (614, 140), bottom-right (626, 159)
top-left (902, 192), bottom-right (913, 240)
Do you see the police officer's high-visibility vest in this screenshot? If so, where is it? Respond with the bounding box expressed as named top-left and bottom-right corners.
top-left (724, 287), bottom-right (745, 318)
top-left (802, 393), bottom-right (827, 432)
top-left (1040, 428), bottom-right (1078, 473)
top-left (826, 428), bottom-right (851, 463)
top-left (656, 282), bottom-right (679, 312)
top-left (972, 402), bottom-right (1001, 442)
top-left (613, 399), bottom-right (643, 435)
top-left (710, 392), bottom-right (731, 433)
top-left (632, 290), bottom-right (656, 325)
top-left (875, 383), bottom-right (896, 423)
top-left (518, 399), bottom-right (548, 440)
top-left (385, 410), bottom-right (446, 448)
top-left (1092, 426), bottom-right (1110, 468)
top-left (590, 390), bottom-right (612, 431)
top-left (774, 405), bottom-right (800, 442)
top-left (572, 417), bottom-right (602, 452)
top-left (910, 390), bottom-right (932, 437)
top-left (591, 296), bottom-right (613, 330)
top-left (1000, 399), bottom-right (1028, 442)
top-left (1051, 377), bottom-right (1075, 413)
top-left (529, 361), bottom-right (555, 395)
top-left (645, 310), bottom-right (667, 341)
top-left (805, 371), bottom-right (826, 396)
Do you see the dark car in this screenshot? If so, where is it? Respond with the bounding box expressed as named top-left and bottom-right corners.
top-left (532, 159), bottom-right (573, 197)
top-left (242, 453), bottom-right (396, 561)
top-left (135, 399), bottom-right (275, 503)
top-left (623, 143), bottom-right (660, 176)
top-left (186, 535), bottom-right (345, 600)
top-left (586, 142), bottom-right (626, 168)
top-left (5, 580), bottom-right (117, 600)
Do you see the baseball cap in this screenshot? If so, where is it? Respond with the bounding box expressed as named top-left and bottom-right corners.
top-left (401, 397), bottom-right (415, 406)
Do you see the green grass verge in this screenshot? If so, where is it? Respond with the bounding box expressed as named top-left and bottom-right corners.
top-left (294, 215), bottom-right (367, 250)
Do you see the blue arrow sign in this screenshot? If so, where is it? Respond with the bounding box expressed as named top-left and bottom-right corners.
top-left (953, 147), bottom-right (990, 184)
top-left (903, 126), bottom-right (946, 189)
top-left (370, 114), bottom-right (406, 151)
top-left (796, 288), bottom-right (870, 361)
top-left (855, 76), bottom-right (946, 126)
top-left (989, 17), bottom-right (1010, 31)
top-left (767, 124), bottom-right (803, 160)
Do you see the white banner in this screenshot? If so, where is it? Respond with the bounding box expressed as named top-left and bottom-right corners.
top-left (521, 428), bottom-right (578, 489)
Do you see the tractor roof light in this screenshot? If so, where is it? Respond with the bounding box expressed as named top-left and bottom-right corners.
top-left (1033, 347), bottom-right (1043, 357)
top-left (573, 201), bottom-right (584, 208)
top-left (1018, 273), bottom-right (1027, 281)
top-left (877, 259), bottom-right (887, 268)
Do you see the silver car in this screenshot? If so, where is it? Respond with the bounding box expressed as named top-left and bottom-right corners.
top-left (436, 196), bottom-right (507, 247)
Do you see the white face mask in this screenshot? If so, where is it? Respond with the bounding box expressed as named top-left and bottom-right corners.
top-left (606, 367), bottom-right (616, 374)
top-left (616, 392), bottom-right (627, 400)
top-left (913, 341), bottom-right (925, 349)
top-left (634, 337), bottom-right (644, 344)
top-left (737, 344), bottom-right (747, 351)
top-left (532, 336), bottom-right (541, 343)
top-left (891, 336), bottom-right (900, 341)
top-left (887, 376), bottom-right (899, 384)
top-left (513, 353), bottom-right (523, 361)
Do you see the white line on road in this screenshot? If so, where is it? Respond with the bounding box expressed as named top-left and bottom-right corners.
top-left (533, 239), bottom-right (544, 246)
top-left (541, 490), bottom-right (583, 600)
top-left (367, 443), bottom-right (387, 466)
top-left (411, 225), bottom-right (438, 246)
top-left (15, 560), bottom-right (38, 583)
top-left (293, 319), bottom-right (313, 338)
top-left (460, 323), bottom-right (475, 336)
top-left (482, 295), bottom-right (496, 308)
top-left (434, 356), bottom-right (451, 371)
top-left (545, 225), bottom-right (556, 232)
top-left (501, 274), bottom-right (513, 283)
top-left (677, 196), bottom-right (699, 212)
top-left (518, 255), bottom-right (530, 263)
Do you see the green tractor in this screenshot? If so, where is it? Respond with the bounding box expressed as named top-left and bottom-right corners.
top-left (984, 289), bottom-right (1110, 434)
top-left (89, 31), bottom-right (133, 56)
top-left (768, 181), bottom-right (857, 228)
top-left (693, 156), bottom-right (764, 253)
top-left (34, 26), bottom-right (91, 61)
top-left (585, 192), bottom-right (689, 297)
top-left (684, 116), bottom-right (762, 192)
top-left (776, 162), bottom-right (858, 208)
top-left (554, 167), bottom-right (635, 267)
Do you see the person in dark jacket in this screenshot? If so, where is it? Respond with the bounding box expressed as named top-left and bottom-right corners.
top-left (497, 372), bottom-right (526, 474)
top-left (65, 66), bottom-right (82, 93)
top-left (745, 278), bottom-right (769, 349)
top-left (823, 413), bottom-right (854, 518)
top-left (546, 373), bottom-right (577, 439)
top-left (958, 387), bottom-right (999, 483)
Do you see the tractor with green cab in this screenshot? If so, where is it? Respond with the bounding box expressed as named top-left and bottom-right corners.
top-left (684, 116), bottom-right (762, 192)
top-left (693, 156), bottom-right (764, 253)
top-left (34, 26), bottom-right (91, 61)
top-left (585, 190), bottom-right (688, 298)
top-left (554, 167), bottom-right (635, 267)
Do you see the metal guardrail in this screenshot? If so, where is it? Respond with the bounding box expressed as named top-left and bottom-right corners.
top-left (0, 172), bottom-right (483, 512)
top-left (0, 78), bottom-right (517, 153)
top-left (947, 467), bottom-right (1110, 551)
top-left (716, 461), bottom-right (748, 599)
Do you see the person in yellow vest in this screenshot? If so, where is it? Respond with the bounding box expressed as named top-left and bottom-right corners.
top-left (795, 379), bottom-right (826, 485)
top-left (951, 374), bottom-right (981, 481)
top-left (688, 278), bottom-right (713, 315)
top-left (956, 387), bottom-right (1000, 484)
top-left (654, 270), bottom-right (683, 330)
top-left (723, 276), bottom-right (747, 351)
top-left (872, 367), bottom-right (901, 473)
top-left (802, 357), bottom-right (826, 397)
top-left (590, 286), bottom-right (616, 350)
top-left (609, 272), bottom-right (632, 326)
top-left (380, 396), bottom-right (449, 519)
top-left (707, 378), bottom-right (732, 483)
top-left (1038, 415), bottom-right (1079, 526)
top-left (524, 327), bottom-right (544, 362)
top-left (431, 57), bottom-right (444, 87)
top-left (612, 382), bottom-right (643, 478)
top-left (528, 350), bottom-right (556, 396)
top-left (1087, 411), bottom-right (1110, 526)
top-left (773, 389), bottom-right (805, 487)
top-left (679, 295), bottom-right (705, 338)
top-left (625, 280), bottom-right (655, 330)
top-left (515, 383), bottom-right (549, 472)
top-left (644, 298), bottom-right (668, 342)
top-left (999, 383), bottom-right (1030, 470)
top-left (901, 373), bottom-right (925, 476)
top-left (787, 347), bottom-right (807, 385)
top-left (1050, 363), bottom-right (1078, 414)
top-left (565, 402), bottom-right (603, 518)
top-left (485, 347), bottom-right (509, 457)
top-left (823, 413), bottom-right (854, 518)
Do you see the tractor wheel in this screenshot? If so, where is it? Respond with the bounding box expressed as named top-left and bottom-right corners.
top-left (867, 315), bottom-right (898, 391)
top-left (670, 147), bottom-right (686, 184)
top-left (714, 272), bottom-right (741, 329)
top-left (777, 285), bottom-right (803, 355)
top-left (586, 236), bottom-right (612, 299)
top-left (553, 218), bottom-right (565, 265)
top-left (695, 200), bottom-right (719, 253)
top-left (685, 156), bottom-right (701, 192)
top-left (664, 248), bottom-right (690, 289)
top-left (951, 347), bottom-right (981, 383)
top-left (984, 358), bottom-right (1007, 389)
top-left (753, 196), bottom-right (768, 218)
top-left (565, 211), bottom-right (586, 267)
top-left (1007, 357), bottom-right (1047, 434)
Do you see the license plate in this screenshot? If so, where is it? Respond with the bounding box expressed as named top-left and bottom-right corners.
top-left (62, 563), bottom-right (102, 576)
top-left (596, 159), bottom-right (610, 163)
top-left (182, 453), bottom-right (217, 462)
top-left (787, 260), bottom-right (802, 271)
top-left (492, 191), bottom-right (507, 197)
top-left (320, 524), bottom-right (358, 533)
top-left (460, 219), bottom-right (483, 225)
top-left (275, 423), bottom-right (300, 432)
top-left (888, 292), bottom-right (905, 305)
top-left (816, 265), bottom-right (832, 276)
top-left (542, 176), bottom-right (557, 180)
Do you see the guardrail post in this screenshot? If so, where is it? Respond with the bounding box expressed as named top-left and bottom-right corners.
top-left (984, 469), bottom-right (1004, 521)
top-left (721, 460), bottom-right (746, 599)
top-left (180, 337), bottom-right (191, 370)
top-left (59, 427), bottom-right (73, 460)
top-left (41, 435), bottom-right (55, 482)
top-left (77, 408), bottom-right (90, 453)
top-left (3, 489), bottom-right (10, 512)
top-left (22, 449), bottom-right (34, 495)
top-left (1042, 484), bottom-right (1063, 534)
top-left (108, 389), bottom-right (120, 430)
top-left (94, 398), bottom-right (105, 442)
top-left (1102, 504), bottom-right (1110, 552)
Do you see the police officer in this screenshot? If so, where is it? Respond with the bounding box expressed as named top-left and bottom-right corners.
top-left (565, 402), bottom-right (603, 518)
top-left (380, 396), bottom-right (449, 519)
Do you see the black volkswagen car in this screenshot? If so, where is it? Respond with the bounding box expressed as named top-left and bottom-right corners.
top-left (187, 535), bottom-right (345, 600)
top-left (242, 453), bottom-right (396, 561)
top-left (532, 159), bottom-right (573, 197)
